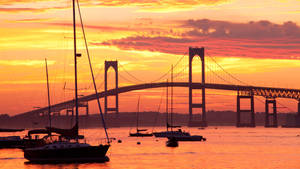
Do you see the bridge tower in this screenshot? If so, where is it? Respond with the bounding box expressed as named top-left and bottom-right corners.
top-left (188, 47), bottom-right (207, 127)
top-left (265, 98), bottom-right (277, 127)
top-left (104, 61), bottom-right (119, 116)
top-left (236, 90), bottom-right (255, 127)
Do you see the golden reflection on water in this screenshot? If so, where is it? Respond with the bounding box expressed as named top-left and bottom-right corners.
top-left (0, 127), bottom-right (299, 169)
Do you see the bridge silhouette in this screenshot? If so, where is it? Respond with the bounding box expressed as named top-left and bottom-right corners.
top-left (19, 47), bottom-right (300, 128)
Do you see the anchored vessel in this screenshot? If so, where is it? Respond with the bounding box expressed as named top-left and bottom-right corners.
top-left (129, 96), bottom-right (153, 137)
top-left (153, 69), bottom-right (190, 138)
top-left (23, 0), bottom-right (110, 163)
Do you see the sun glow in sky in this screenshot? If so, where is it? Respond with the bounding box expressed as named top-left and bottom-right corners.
top-left (1, 0), bottom-right (300, 116)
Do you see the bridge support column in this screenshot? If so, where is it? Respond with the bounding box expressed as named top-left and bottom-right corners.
top-left (66, 108), bottom-right (74, 117)
top-left (78, 102), bottom-right (89, 117)
top-left (265, 98), bottom-right (277, 127)
top-left (236, 91), bottom-right (255, 127)
top-left (298, 100), bottom-right (300, 116)
top-left (104, 61), bottom-right (119, 117)
top-left (188, 47), bottom-right (207, 127)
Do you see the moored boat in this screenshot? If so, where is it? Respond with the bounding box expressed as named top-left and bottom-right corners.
top-left (168, 135), bottom-right (206, 141)
top-left (24, 141), bottom-right (110, 163)
top-left (166, 137), bottom-right (178, 147)
top-left (23, 0), bottom-right (110, 163)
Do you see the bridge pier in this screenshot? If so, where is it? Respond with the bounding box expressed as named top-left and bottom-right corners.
top-left (79, 102), bottom-right (89, 116)
top-left (66, 108), bottom-right (74, 117)
top-left (298, 100), bottom-right (300, 116)
top-left (236, 91), bottom-right (255, 127)
top-left (265, 98), bottom-right (277, 127)
top-left (188, 47), bottom-right (207, 127)
top-left (104, 61), bottom-right (119, 117)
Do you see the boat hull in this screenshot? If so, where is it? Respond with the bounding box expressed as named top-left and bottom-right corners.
top-left (153, 131), bottom-right (190, 138)
top-left (24, 144), bottom-right (110, 163)
top-left (129, 133), bottom-right (153, 137)
top-left (166, 138), bottom-right (178, 147)
top-left (169, 135), bottom-right (206, 141)
top-left (0, 136), bottom-right (23, 148)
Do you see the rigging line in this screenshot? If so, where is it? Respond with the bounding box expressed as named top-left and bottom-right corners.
top-left (254, 97), bottom-right (294, 113)
top-left (150, 52), bottom-right (188, 83)
top-left (206, 52), bottom-right (294, 112)
top-left (172, 64), bottom-right (189, 79)
top-left (85, 65), bottom-right (104, 90)
top-left (205, 64), bottom-right (233, 84)
top-left (118, 63), bottom-right (145, 83)
top-left (119, 73), bottom-right (139, 85)
top-left (206, 51), bottom-right (249, 86)
top-left (151, 85), bottom-right (165, 132)
top-left (76, 0), bottom-right (109, 143)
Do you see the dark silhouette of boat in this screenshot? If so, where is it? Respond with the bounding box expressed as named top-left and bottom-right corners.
top-left (0, 129), bottom-right (50, 149)
top-left (0, 136), bottom-right (24, 148)
top-left (167, 135), bottom-right (206, 141)
top-left (153, 74), bottom-right (190, 138)
top-left (153, 125), bottom-right (190, 138)
top-left (166, 137), bottom-right (178, 147)
top-left (129, 129), bottom-right (153, 137)
top-left (129, 96), bottom-right (153, 137)
top-left (23, 0), bottom-right (110, 163)
top-left (24, 141), bottom-right (110, 163)
top-left (0, 128), bottom-right (24, 132)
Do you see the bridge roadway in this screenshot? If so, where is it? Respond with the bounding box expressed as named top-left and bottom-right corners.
top-left (18, 82), bottom-right (300, 117)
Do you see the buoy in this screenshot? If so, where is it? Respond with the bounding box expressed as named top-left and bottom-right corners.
top-left (137, 141), bottom-right (141, 145)
top-left (118, 139), bottom-right (122, 143)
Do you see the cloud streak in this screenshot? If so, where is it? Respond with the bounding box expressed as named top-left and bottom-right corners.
top-left (0, 60), bottom-right (55, 66)
top-left (99, 19), bottom-right (300, 59)
top-left (0, 0), bottom-right (228, 13)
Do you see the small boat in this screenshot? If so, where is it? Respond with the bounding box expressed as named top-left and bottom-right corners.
top-left (168, 135), bottom-right (206, 141)
top-left (166, 137), bottom-right (178, 147)
top-left (129, 129), bottom-right (153, 137)
top-left (24, 141), bottom-right (110, 163)
top-left (129, 96), bottom-right (153, 137)
top-left (153, 128), bottom-right (190, 138)
top-left (0, 128), bottom-right (24, 132)
top-left (0, 136), bottom-right (24, 148)
top-left (0, 128), bottom-right (25, 148)
top-left (153, 76), bottom-right (190, 138)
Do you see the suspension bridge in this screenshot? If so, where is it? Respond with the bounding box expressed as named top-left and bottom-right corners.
top-left (19, 47), bottom-right (300, 128)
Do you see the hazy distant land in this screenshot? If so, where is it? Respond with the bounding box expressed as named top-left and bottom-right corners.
top-left (0, 111), bottom-right (296, 129)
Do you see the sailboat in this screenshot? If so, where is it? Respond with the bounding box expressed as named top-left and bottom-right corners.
top-left (23, 0), bottom-right (110, 163)
top-left (0, 59), bottom-right (52, 149)
top-left (153, 66), bottom-right (190, 138)
top-left (129, 96), bottom-right (153, 137)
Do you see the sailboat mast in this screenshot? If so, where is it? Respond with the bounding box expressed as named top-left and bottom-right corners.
top-left (73, 0), bottom-right (79, 128)
top-left (45, 58), bottom-right (52, 130)
top-left (171, 64), bottom-right (173, 132)
top-left (166, 79), bottom-right (169, 131)
top-left (136, 96), bottom-right (140, 132)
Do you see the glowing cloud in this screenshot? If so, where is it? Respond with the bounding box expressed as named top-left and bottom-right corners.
top-left (0, 60), bottom-right (55, 67)
top-left (99, 19), bottom-right (300, 59)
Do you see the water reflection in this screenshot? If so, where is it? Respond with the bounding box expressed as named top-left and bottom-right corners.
top-left (0, 127), bottom-right (299, 169)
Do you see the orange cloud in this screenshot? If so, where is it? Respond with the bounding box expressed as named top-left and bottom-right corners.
top-left (0, 6), bottom-right (67, 13)
top-left (11, 18), bottom-right (52, 23)
top-left (99, 19), bottom-right (300, 60)
top-left (0, 0), bottom-right (229, 13)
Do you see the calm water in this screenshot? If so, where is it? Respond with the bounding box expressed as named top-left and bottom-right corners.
top-left (0, 127), bottom-right (299, 169)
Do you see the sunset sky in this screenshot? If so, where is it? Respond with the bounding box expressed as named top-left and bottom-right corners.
top-left (1, 0), bottom-right (300, 116)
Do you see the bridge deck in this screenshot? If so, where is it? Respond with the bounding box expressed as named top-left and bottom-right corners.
top-left (18, 82), bottom-right (300, 117)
